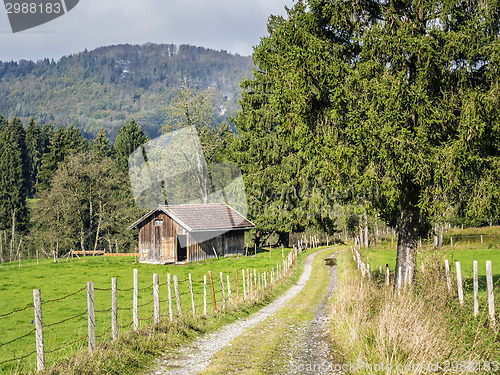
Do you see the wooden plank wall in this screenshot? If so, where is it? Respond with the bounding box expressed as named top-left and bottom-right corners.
top-left (138, 213), bottom-right (246, 263)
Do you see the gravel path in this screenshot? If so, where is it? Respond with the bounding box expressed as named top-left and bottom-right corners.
top-left (284, 252), bottom-right (344, 374)
top-left (150, 249), bottom-right (330, 375)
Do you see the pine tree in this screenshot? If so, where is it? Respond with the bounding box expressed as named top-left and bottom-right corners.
top-left (5, 117), bottom-right (31, 199)
top-left (0, 113), bottom-right (7, 131)
top-left (114, 118), bottom-right (149, 171)
top-left (40, 123), bottom-right (54, 154)
top-left (26, 118), bottom-right (44, 196)
top-left (0, 128), bottom-right (28, 233)
top-left (92, 127), bottom-right (113, 159)
top-left (239, 0), bottom-right (500, 282)
top-left (38, 124), bottom-right (88, 190)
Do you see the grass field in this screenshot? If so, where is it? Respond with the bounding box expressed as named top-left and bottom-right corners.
top-left (0, 247), bottom-right (293, 374)
top-left (358, 226), bottom-right (500, 289)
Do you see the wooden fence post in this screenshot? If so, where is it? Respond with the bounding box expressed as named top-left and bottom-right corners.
top-left (208, 271), bottom-right (216, 312)
top-left (450, 237), bottom-right (453, 248)
top-left (111, 278), bottom-right (118, 340)
top-left (189, 273), bottom-right (195, 316)
top-left (87, 281), bottom-right (95, 352)
top-left (481, 235), bottom-right (483, 245)
top-left (385, 264), bottom-right (390, 286)
top-left (242, 269), bottom-right (247, 300)
top-left (486, 261), bottom-right (496, 328)
top-left (167, 273), bottom-right (173, 321)
top-left (203, 275), bottom-right (207, 315)
top-left (444, 260), bottom-right (452, 292)
top-left (456, 262), bottom-right (464, 306)
top-left (264, 272), bottom-right (267, 288)
top-left (227, 275), bottom-right (232, 304)
top-left (234, 269), bottom-right (239, 302)
top-left (220, 272), bottom-right (226, 310)
top-left (258, 273), bottom-right (261, 290)
top-left (249, 271), bottom-right (253, 298)
top-left (266, 266), bottom-right (270, 286)
top-left (254, 269), bottom-right (257, 291)
top-left (33, 289), bottom-right (45, 371)
top-left (133, 269), bottom-right (139, 331)
top-left (153, 273), bottom-right (160, 324)
top-left (473, 260), bottom-right (479, 317)
top-left (247, 269), bottom-right (250, 293)
top-left (174, 275), bottom-right (182, 316)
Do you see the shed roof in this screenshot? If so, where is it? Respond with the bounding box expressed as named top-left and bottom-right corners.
top-left (129, 203), bottom-right (255, 232)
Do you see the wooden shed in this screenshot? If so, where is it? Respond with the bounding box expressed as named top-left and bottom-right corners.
top-left (129, 203), bottom-right (255, 264)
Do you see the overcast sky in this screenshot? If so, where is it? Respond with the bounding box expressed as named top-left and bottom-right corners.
top-left (0, 0), bottom-right (294, 62)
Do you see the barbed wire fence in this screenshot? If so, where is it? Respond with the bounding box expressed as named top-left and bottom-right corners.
top-left (351, 246), bottom-right (499, 331)
top-left (0, 245), bottom-right (309, 372)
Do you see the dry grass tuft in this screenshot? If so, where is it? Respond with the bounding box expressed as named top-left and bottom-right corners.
top-left (330, 252), bottom-right (498, 374)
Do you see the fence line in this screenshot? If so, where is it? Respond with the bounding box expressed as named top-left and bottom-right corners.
top-left (351, 246), bottom-right (498, 331)
top-left (0, 246), bottom-right (303, 372)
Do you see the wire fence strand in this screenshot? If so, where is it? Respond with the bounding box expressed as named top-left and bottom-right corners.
top-left (44, 311), bottom-right (88, 329)
top-left (41, 287), bottom-right (86, 305)
top-left (0, 329), bottom-right (35, 348)
top-left (0, 350), bottom-right (37, 366)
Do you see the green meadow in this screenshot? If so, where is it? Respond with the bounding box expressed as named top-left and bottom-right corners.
top-left (0, 248), bottom-right (291, 374)
top-left (358, 226), bottom-right (500, 292)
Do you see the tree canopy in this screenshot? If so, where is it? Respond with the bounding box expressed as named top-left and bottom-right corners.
top-left (236, 0), bottom-right (500, 280)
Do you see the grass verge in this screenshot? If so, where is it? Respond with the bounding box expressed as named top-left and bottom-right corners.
top-left (330, 250), bottom-right (500, 374)
top-left (30, 248), bottom-right (310, 374)
top-left (0, 248), bottom-right (294, 373)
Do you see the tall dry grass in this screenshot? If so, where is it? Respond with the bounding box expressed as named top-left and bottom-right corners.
top-left (330, 251), bottom-right (499, 374)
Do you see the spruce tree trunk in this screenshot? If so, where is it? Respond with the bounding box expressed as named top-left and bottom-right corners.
top-left (395, 205), bottom-right (419, 286)
top-left (395, 176), bottom-right (420, 286)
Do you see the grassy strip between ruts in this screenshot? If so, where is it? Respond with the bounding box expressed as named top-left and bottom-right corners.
top-left (28, 247), bottom-right (313, 375)
top-left (329, 249), bottom-right (500, 375)
top-left (199, 246), bottom-right (342, 375)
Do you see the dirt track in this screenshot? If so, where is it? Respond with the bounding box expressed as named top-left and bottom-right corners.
top-left (150, 248), bottom-right (342, 375)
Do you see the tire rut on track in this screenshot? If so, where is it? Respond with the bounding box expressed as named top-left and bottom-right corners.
top-left (150, 248), bottom-right (341, 375)
top-left (283, 252), bottom-right (344, 374)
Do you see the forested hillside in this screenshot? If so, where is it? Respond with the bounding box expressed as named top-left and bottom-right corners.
top-left (0, 43), bottom-right (253, 139)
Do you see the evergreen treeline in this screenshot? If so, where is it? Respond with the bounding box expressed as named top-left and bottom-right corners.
top-left (0, 43), bottom-right (253, 140)
top-left (0, 114), bottom-right (148, 261)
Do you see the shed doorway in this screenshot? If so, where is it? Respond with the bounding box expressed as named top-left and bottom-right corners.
top-left (177, 234), bottom-right (187, 262)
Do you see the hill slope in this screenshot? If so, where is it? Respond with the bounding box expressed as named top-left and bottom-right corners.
top-left (0, 43), bottom-right (254, 139)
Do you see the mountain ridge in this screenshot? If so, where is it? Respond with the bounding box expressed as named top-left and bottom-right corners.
top-left (0, 42), bottom-right (254, 139)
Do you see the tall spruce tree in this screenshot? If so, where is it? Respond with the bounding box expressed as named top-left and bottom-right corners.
top-left (5, 118), bottom-right (31, 199)
top-left (38, 124), bottom-right (87, 190)
top-left (114, 118), bottom-right (149, 171)
top-left (26, 118), bottom-right (44, 196)
top-left (40, 123), bottom-right (54, 154)
top-left (0, 127), bottom-right (29, 233)
top-left (0, 113), bottom-right (7, 131)
top-left (92, 127), bottom-right (113, 159)
top-left (239, 0), bottom-right (500, 283)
